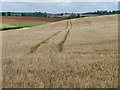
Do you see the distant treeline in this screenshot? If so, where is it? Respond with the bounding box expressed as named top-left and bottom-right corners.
top-left (1, 12), bottom-right (48, 17)
top-left (1, 10), bottom-right (120, 18)
top-left (83, 10), bottom-right (120, 15)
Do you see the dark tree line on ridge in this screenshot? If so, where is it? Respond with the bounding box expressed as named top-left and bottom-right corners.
top-left (1, 10), bottom-right (120, 17)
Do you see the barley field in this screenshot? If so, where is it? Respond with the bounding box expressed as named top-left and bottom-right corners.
top-left (2, 15), bottom-right (118, 88)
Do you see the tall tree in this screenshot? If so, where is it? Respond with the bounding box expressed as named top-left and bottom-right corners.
top-left (2, 12), bottom-right (6, 16)
top-left (7, 12), bottom-right (11, 16)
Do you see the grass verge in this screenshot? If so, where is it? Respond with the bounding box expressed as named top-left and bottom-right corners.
top-left (0, 23), bottom-right (40, 31)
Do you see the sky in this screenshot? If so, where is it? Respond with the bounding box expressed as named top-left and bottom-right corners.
top-left (1, 0), bottom-right (120, 2)
top-left (0, 1), bottom-right (119, 13)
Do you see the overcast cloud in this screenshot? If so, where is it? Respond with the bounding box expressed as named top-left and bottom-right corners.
top-left (1, 2), bottom-right (118, 13)
top-left (1, 0), bottom-right (119, 2)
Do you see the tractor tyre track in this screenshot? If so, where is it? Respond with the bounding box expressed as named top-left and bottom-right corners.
top-left (30, 20), bottom-right (72, 53)
top-left (30, 31), bottom-right (61, 53)
top-left (65, 20), bottom-right (69, 29)
top-left (58, 20), bottom-right (72, 52)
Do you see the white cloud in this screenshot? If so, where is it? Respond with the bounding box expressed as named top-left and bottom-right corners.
top-left (1, 0), bottom-right (120, 2)
top-left (1, 2), bottom-right (118, 13)
top-left (50, 0), bottom-right (70, 1)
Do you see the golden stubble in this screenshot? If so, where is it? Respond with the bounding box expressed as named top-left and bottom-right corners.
top-left (2, 15), bottom-right (118, 88)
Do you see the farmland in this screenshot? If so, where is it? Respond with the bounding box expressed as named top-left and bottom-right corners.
top-left (2, 16), bottom-right (65, 24)
top-left (1, 16), bottom-right (65, 31)
top-left (2, 15), bottom-right (118, 88)
top-left (0, 24), bottom-right (40, 31)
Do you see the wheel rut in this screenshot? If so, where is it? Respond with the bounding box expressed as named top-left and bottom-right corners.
top-left (58, 20), bottom-right (72, 52)
top-left (30, 31), bottom-right (61, 53)
top-left (30, 19), bottom-right (72, 53)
